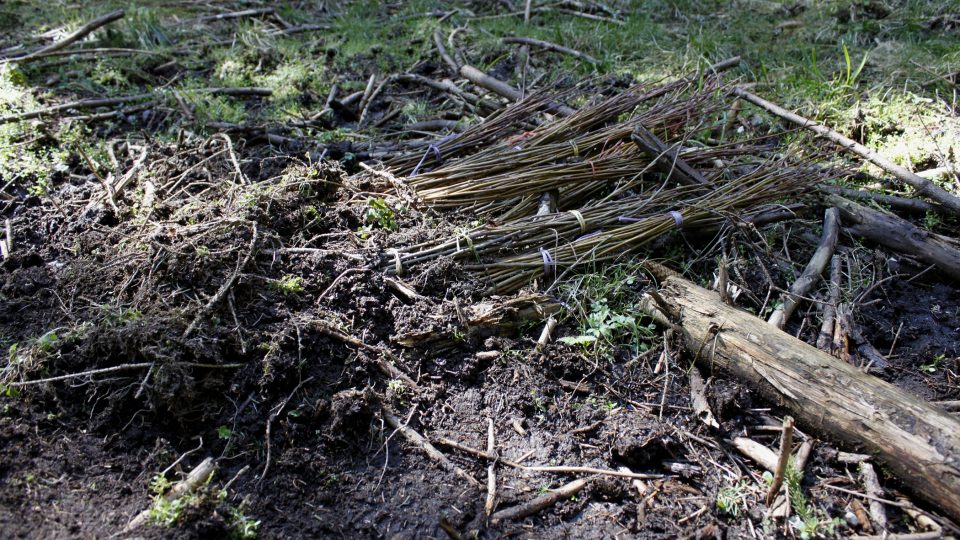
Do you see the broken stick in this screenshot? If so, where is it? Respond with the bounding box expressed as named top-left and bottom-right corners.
top-left (825, 194), bottom-right (960, 282)
top-left (382, 408), bottom-right (482, 488)
top-left (768, 207), bottom-right (839, 328)
top-left (490, 477), bottom-right (590, 522)
top-left (11, 10), bottom-right (125, 63)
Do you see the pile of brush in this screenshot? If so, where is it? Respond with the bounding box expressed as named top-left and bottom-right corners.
top-left (374, 74), bottom-right (823, 294)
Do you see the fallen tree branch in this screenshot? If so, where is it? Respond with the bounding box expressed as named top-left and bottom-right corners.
top-left (825, 194), bottom-right (960, 282)
top-left (502, 36), bottom-right (599, 65)
top-left (458, 64), bottom-right (577, 116)
top-left (382, 408), bottom-right (482, 488)
top-left (816, 255), bottom-right (841, 352)
top-left (491, 477), bottom-right (590, 522)
top-left (434, 30), bottom-right (460, 73)
top-left (736, 89), bottom-right (960, 215)
top-left (10, 10), bottom-right (125, 63)
top-left (640, 275), bottom-right (960, 520)
top-left (819, 185), bottom-right (938, 214)
top-left (768, 207), bottom-right (839, 328)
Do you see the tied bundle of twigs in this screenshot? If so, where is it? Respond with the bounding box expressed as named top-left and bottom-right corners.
top-left (383, 141), bottom-right (775, 272)
top-left (471, 159), bottom-right (820, 294)
top-left (385, 74), bottom-right (706, 179)
top-left (405, 81), bottom-right (726, 213)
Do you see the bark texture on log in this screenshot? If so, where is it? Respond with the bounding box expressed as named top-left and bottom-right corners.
top-left (826, 194), bottom-right (960, 282)
top-left (642, 276), bottom-right (960, 520)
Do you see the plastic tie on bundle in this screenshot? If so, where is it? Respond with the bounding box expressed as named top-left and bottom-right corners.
top-left (575, 229), bottom-right (603, 241)
top-left (411, 145), bottom-right (442, 177)
top-left (568, 210), bottom-right (587, 233)
top-left (410, 133), bottom-right (457, 177)
top-left (539, 247), bottom-right (555, 277)
top-left (668, 210), bottom-right (683, 227)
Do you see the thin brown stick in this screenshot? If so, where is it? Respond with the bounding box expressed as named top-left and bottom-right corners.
top-left (434, 30), bottom-right (459, 73)
top-left (736, 89), bottom-right (960, 215)
top-left (491, 477), bottom-right (590, 522)
top-left (12, 10), bottom-right (125, 63)
top-left (502, 36), bottom-right (599, 65)
top-left (382, 409), bottom-right (482, 488)
top-left (218, 133), bottom-right (248, 184)
top-left (259, 377), bottom-right (314, 489)
top-left (197, 7), bottom-right (274, 22)
top-left (554, 7), bottom-right (625, 25)
top-left (485, 418), bottom-right (497, 516)
top-left (766, 416), bottom-right (794, 505)
top-left (311, 319), bottom-right (417, 389)
top-left (0, 93), bottom-right (151, 125)
top-left (6, 361), bottom-right (243, 387)
top-left (768, 208), bottom-right (839, 328)
top-left (359, 76), bottom-right (394, 128)
top-left (435, 437), bottom-right (663, 480)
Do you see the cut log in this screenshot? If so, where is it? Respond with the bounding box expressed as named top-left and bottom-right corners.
top-left (640, 275), bottom-right (960, 520)
top-left (825, 194), bottom-right (960, 282)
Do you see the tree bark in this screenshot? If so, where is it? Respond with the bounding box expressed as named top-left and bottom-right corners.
top-left (825, 194), bottom-right (960, 282)
top-left (641, 276), bottom-right (960, 520)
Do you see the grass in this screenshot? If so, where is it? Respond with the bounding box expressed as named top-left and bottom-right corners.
top-left (1, 0), bottom-right (956, 155)
top-left (558, 261), bottom-right (657, 357)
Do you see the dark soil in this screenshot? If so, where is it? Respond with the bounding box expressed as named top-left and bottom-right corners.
top-left (1, 143), bottom-right (957, 539)
top-left (1, 3), bottom-right (958, 539)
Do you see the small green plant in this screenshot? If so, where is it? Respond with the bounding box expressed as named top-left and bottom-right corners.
top-left (217, 425), bottom-right (233, 440)
top-left (781, 460), bottom-right (844, 539)
top-left (558, 334), bottom-right (597, 348)
top-left (228, 506), bottom-right (260, 540)
top-left (146, 474), bottom-right (193, 526)
top-left (274, 275), bottom-right (304, 296)
top-left (559, 298), bottom-right (654, 355)
top-left (716, 481), bottom-right (750, 516)
top-left (359, 197), bottom-right (399, 238)
top-left (920, 353), bottom-right (946, 374)
top-left (386, 379), bottom-right (406, 396)
top-left (35, 331), bottom-right (58, 353)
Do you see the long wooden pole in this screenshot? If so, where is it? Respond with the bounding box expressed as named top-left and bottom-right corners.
top-left (642, 275), bottom-right (960, 520)
top-left (734, 88), bottom-right (960, 216)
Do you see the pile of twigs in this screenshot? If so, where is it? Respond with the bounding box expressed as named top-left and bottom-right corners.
top-left (373, 74), bottom-right (820, 293)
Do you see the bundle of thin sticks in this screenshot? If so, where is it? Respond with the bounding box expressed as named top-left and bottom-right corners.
top-left (371, 73), bottom-right (820, 293)
top-left (405, 80), bottom-right (726, 215)
top-left (472, 160), bottom-right (820, 294)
